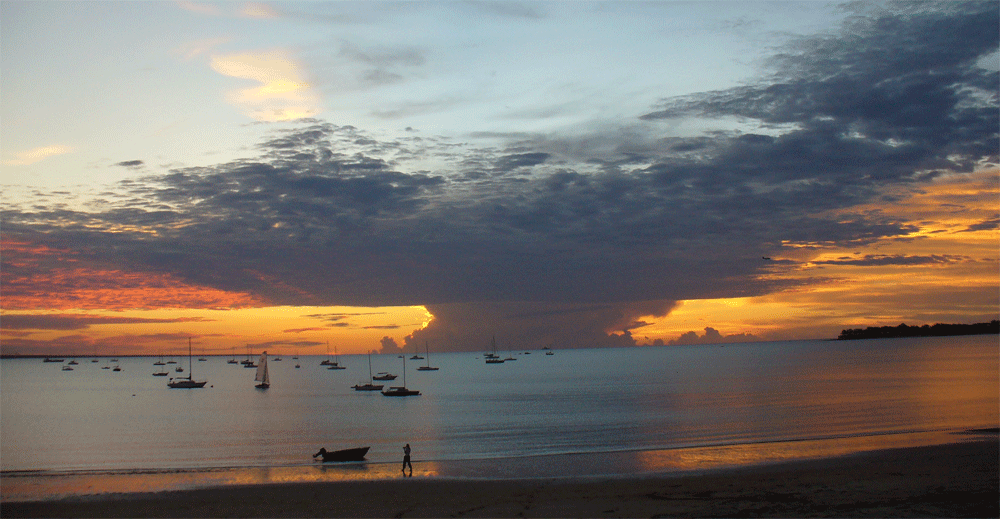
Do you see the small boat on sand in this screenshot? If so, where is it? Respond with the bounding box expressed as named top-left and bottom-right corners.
top-left (313, 446), bottom-right (370, 462)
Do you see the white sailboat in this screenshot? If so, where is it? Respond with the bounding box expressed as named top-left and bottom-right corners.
top-left (255, 351), bottom-right (270, 389)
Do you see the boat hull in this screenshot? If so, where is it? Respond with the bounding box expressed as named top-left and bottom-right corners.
top-left (314, 447), bottom-right (370, 462)
top-left (168, 378), bottom-right (207, 388)
top-left (382, 387), bottom-right (420, 396)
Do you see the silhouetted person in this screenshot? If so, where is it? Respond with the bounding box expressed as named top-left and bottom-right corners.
top-left (402, 443), bottom-right (412, 476)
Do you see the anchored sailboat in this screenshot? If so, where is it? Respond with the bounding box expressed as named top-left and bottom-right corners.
top-left (416, 341), bottom-right (439, 371)
top-left (353, 351), bottom-right (384, 391)
top-left (485, 336), bottom-right (505, 364)
top-left (382, 356), bottom-right (420, 396)
top-left (168, 338), bottom-right (207, 388)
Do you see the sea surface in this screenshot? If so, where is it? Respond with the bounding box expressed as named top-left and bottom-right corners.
top-left (2, 335), bottom-right (997, 500)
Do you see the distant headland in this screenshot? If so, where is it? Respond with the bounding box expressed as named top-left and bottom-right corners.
top-left (838, 321), bottom-right (999, 340)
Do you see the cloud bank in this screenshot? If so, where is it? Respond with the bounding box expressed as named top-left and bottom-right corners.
top-left (3, 3), bottom-right (996, 350)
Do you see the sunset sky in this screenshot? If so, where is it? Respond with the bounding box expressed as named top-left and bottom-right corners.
top-left (2, 1), bottom-right (997, 357)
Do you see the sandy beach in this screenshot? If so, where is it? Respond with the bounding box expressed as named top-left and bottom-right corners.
top-left (3, 438), bottom-right (996, 518)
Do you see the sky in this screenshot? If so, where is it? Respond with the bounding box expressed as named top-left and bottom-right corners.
top-left (1, 1), bottom-right (997, 357)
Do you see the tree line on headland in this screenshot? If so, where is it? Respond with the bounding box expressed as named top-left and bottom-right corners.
top-left (838, 321), bottom-right (999, 340)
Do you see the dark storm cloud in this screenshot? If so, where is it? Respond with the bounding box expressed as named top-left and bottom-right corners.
top-left (961, 217), bottom-right (999, 233)
top-left (3, 3), bottom-right (995, 349)
top-left (641, 2), bottom-right (997, 183)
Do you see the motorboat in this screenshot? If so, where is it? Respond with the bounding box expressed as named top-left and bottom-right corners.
top-left (313, 447), bottom-right (370, 462)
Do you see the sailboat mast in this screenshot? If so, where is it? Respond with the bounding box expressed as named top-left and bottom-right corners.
top-left (188, 337), bottom-right (193, 376)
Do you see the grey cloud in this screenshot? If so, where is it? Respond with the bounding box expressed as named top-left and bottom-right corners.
top-left (115, 160), bottom-right (144, 168)
top-left (961, 217), bottom-right (999, 233)
top-left (400, 300), bottom-right (679, 352)
top-left (668, 327), bottom-right (762, 346)
top-left (811, 254), bottom-right (970, 267)
top-left (4, 4), bottom-right (994, 349)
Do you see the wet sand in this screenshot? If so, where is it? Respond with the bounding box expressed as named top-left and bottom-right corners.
top-left (3, 439), bottom-right (997, 518)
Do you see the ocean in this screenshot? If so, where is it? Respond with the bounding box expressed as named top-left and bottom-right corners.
top-left (2, 335), bottom-right (997, 500)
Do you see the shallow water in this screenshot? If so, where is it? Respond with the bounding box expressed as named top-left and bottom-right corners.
top-left (2, 336), bottom-right (997, 498)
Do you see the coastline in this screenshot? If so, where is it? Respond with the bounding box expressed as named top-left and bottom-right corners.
top-left (4, 436), bottom-right (996, 518)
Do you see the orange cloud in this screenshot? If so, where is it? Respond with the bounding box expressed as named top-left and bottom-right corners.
top-left (1, 239), bottom-right (266, 311)
top-left (3, 145), bottom-right (73, 166)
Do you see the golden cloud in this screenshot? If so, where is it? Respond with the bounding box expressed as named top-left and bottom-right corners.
top-left (4, 145), bottom-right (73, 166)
top-left (210, 51), bottom-right (320, 122)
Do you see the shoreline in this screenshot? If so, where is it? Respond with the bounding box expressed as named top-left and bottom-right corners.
top-left (4, 437), bottom-right (996, 518)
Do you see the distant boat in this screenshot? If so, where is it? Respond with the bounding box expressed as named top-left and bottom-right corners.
top-left (61, 365), bottom-right (73, 371)
top-left (153, 368), bottom-right (169, 376)
top-left (43, 358), bottom-right (64, 363)
top-left (154, 353), bottom-right (166, 366)
top-left (320, 341), bottom-right (335, 365)
top-left (353, 351), bottom-right (384, 391)
top-left (112, 363), bottom-right (122, 372)
top-left (410, 341), bottom-right (424, 360)
top-left (242, 345), bottom-right (256, 368)
top-left (485, 336), bottom-right (505, 364)
top-left (373, 371), bottom-right (397, 381)
top-left (327, 345), bottom-right (346, 370)
top-left (255, 351), bottom-right (270, 389)
top-left (313, 446), bottom-right (370, 462)
top-left (68, 359), bottom-right (79, 365)
top-left (168, 338), bottom-right (207, 389)
top-left (382, 357), bottom-right (420, 396)
top-left (228, 347), bottom-right (238, 364)
top-left (416, 341), bottom-right (438, 371)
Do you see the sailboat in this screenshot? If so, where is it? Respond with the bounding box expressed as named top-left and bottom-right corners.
top-left (416, 341), bottom-right (438, 371)
top-left (320, 341), bottom-right (334, 365)
top-left (228, 347), bottom-right (238, 364)
top-left (242, 345), bottom-right (256, 368)
top-left (381, 357), bottom-right (420, 396)
top-left (168, 338), bottom-right (208, 388)
top-left (485, 336), bottom-right (505, 364)
top-left (327, 345), bottom-right (346, 370)
top-left (255, 351), bottom-right (270, 389)
top-left (409, 342), bottom-right (424, 360)
top-left (352, 351), bottom-right (384, 391)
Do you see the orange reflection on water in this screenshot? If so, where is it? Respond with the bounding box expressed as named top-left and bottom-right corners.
top-left (632, 430), bottom-right (968, 474)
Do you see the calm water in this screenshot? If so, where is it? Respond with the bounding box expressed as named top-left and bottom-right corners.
top-left (2, 336), bottom-right (997, 496)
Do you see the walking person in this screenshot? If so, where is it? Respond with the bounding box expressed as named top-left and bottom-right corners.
top-left (402, 443), bottom-right (412, 476)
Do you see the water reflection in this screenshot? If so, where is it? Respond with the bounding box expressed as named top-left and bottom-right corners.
top-left (2, 461), bottom-right (444, 502)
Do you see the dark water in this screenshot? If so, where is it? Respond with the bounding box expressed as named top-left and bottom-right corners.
top-left (2, 336), bottom-right (996, 497)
